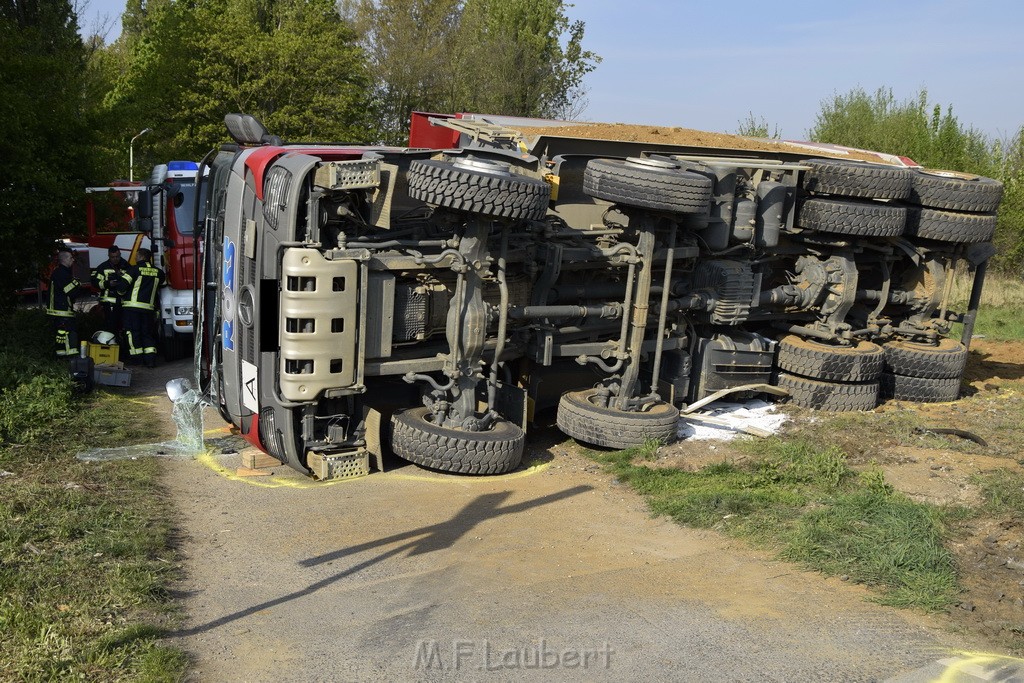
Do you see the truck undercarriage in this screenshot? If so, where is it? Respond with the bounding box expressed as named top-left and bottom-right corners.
top-left (197, 114), bottom-right (1002, 479)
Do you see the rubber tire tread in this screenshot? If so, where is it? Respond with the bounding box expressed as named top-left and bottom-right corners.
top-left (880, 372), bottom-right (961, 403)
top-left (390, 406), bottom-right (524, 474)
top-left (583, 158), bottom-right (713, 214)
top-left (803, 158), bottom-right (912, 200)
top-left (882, 337), bottom-right (968, 379)
top-left (776, 335), bottom-right (884, 382)
top-left (798, 198), bottom-right (906, 237)
top-left (408, 159), bottom-right (550, 220)
top-left (909, 171), bottom-right (1004, 212)
top-left (776, 372), bottom-right (879, 412)
top-left (904, 206), bottom-right (997, 243)
top-left (556, 388), bottom-right (679, 449)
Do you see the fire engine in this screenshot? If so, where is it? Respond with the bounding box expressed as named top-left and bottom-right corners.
top-left (192, 113), bottom-right (1001, 480)
top-left (84, 161), bottom-right (201, 358)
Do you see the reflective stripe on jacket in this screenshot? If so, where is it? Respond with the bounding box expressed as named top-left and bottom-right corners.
top-left (92, 258), bottom-right (127, 304)
top-left (122, 261), bottom-right (166, 311)
top-left (47, 265), bottom-right (80, 317)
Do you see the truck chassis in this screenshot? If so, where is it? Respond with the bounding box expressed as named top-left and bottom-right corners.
top-left (197, 114), bottom-right (1001, 479)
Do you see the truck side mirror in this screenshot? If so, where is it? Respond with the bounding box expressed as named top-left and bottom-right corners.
top-left (137, 188), bottom-right (154, 233)
top-left (138, 189), bottom-right (153, 219)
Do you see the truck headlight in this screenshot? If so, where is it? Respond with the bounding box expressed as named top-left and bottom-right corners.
top-left (174, 306), bottom-right (193, 316)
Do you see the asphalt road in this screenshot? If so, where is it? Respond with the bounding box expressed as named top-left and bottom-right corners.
top-left (157, 416), bottom-right (985, 682)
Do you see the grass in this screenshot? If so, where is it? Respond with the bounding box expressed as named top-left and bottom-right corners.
top-left (957, 305), bottom-right (1024, 342)
top-left (0, 309), bottom-right (186, 681)
top-left (974, 470), bottom-right (1024, 516)
top-left (587, 438), bottom-right (960, 611)
top-left (952, 271), bottom-right (1024, 341)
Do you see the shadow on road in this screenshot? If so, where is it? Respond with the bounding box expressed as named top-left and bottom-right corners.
top-left (172, 485), bottom-right (592, 637)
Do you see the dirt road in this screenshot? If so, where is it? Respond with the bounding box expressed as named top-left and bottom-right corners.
top-left (134, 360), bottom-right (991, 681)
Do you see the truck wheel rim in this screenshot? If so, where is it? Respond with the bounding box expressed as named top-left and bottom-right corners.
top-left (625, 156), bottom-right (679, 170)
top-left (452, 156), bottom-right (512, 176)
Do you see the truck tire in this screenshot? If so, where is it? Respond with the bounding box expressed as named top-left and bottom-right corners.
top-left (583, 158), bottom-right (713, 214)
top-left (802, 158), bottom-right (913, 200)
top-left (776, 335), bottom-right (885, 382)
top-left (908, 169), bottom-right (1004, 213)
top-left (556, 388), bottom-right (679, 449)
top-left (390, 406), bottom-right (524, 474)
top-left (776, 372), bottom-right (879, 412)
top-left (882, 337), bottom-right (968, 379)
top-left (408, 158), bottom-right (550, 221)
top-left (904, 207), bottom-right (997, 243)
top-left (797, 198), bottom-right (906, 237)
top-left (880, 372), bottom-right (961, 403)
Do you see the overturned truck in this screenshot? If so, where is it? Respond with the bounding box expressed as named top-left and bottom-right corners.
top-left (196, 113), bottom-right (1002, 479)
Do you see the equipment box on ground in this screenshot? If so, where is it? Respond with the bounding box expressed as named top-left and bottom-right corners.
top-left (86, 342), bottom-right (120, 365)
top-left (93, 364), bottom-right (132, 387)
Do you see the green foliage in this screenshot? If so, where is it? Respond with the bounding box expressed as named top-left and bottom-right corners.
top-left (809, 87), bottom-right (992, 171)
top-left (93, 0), bottom-right (375, 164)
top-left (351, 0), bottom-right (600, 144)
top-left (455, 0), bottom-right (600, 120)
top-left (0, 372), bottom-right (74, 445)
top-left (349, 0), bottom-right (463, 143)
top-left (987, 130), bottom-right (1024, 274)
top-left (0, 310), bottom-right (74, 444)
top-left (585, 437), bottom-right (960, 610)
top-left (0, 0), bottom-right (97, 307)
top-left (808, 86), bottom-right (1024, 275)
top-left (0, 315), bottom-right (183, 679)
top-left (736, 112), bottom-right (781, 139)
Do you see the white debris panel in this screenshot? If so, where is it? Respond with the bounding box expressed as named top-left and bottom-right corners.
top-left (678, 400), bottom-right (789, 441)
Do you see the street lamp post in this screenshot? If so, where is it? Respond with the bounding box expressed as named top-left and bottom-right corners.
top-left (129, 128), bottom-right (153, 182)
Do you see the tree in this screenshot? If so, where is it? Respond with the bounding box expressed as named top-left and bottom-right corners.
top-left (351, 0), bottom-right (599, 144)
top-left (453, 0), bottom-right (599, 121)
top-left (348, 0), bottom-right (464, 143)
top-left (0, 0), bottom-right (93, 305)
top-left (94, 0), bottom-right (375, 165)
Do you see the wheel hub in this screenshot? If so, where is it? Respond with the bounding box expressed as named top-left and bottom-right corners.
top-left (624, 156), bottom-right (680, 170)
top-left (452, 156), bottom-right (513, 177)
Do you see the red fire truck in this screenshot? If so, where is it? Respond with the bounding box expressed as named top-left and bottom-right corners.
top-left (84, 161), bottom-right (201, 358)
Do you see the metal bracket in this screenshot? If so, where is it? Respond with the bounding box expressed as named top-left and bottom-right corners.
top-left (427, 116), bottom-right (527, 151)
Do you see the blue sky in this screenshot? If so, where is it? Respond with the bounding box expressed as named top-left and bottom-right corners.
top-left (79, 0), bottom-right (1024, 141)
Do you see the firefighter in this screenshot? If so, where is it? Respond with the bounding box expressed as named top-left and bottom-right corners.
top-left (47, 248), bottom-right (84, 358)
top-left (120, 247), bottom-right (166, 367)
top-left (91, 245), bottom-right (128, 334)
